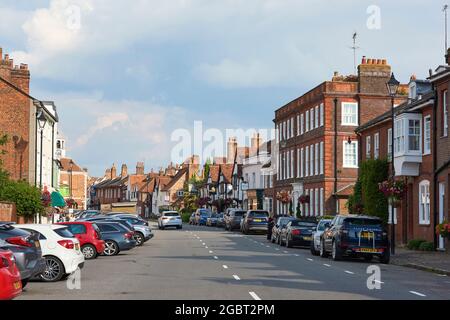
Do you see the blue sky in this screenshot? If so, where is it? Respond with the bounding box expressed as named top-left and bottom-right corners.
top-left (0, 0), bottom-right (447, 176)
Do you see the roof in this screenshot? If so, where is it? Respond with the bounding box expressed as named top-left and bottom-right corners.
top-left (161, 167), bottom-right (187, 191)
top-left (219, 164), bottom-right (234, 184)
top-left (356, 91), bottom-right (435, 133)
top-left (60, 158), bottom-right (84, 172)
top-left (208, 165), bottom-right (220, 184)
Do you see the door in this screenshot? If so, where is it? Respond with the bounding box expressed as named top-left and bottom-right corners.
top-left (439, 183), bottom-right (445, 250)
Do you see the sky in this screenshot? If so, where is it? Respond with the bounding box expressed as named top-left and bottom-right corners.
top-left (0, 0), bottom-right (447, 176)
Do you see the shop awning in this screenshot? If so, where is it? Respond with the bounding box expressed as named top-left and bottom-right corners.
top-left (51, 191), bottom-right (66, 208)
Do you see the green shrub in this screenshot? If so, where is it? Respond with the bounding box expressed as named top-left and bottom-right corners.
top-left (181, 212), bottom-right (192, 223)
top-left (418, 241), bottom-right (434, 251)
top-left (407, 239), bottom-right (426, 250)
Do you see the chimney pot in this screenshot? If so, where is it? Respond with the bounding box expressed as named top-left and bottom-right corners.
top-left (376, 59), bottom-right (381, 65)
top-left (382, 59), bottom-right (387, 65)
top-left (361, 56), bottom-right (367, 64)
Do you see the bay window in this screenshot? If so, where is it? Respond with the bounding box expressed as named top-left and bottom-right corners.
top-left (424, 116), bottom-right (431, 155)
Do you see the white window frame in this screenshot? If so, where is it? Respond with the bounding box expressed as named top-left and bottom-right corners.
top-left (387, 128), bottom-right (392, 162)
top-left (443, 90), bottom-right (448, 137)
top-left (408, 119), bottom-right (421, 152)
top-left (315, 188), bottom-right (319, 217)
top-left (320, 141), bottom-right (324, 174)
top-left (305, 190), bottom-right (309, 216)
top-left (291, 117), bottom-right (294, 138)
top-left (310, 108), bottom-right (314, 130)
top-left (309, 189), bottom-right (314, 217)
top-left (320, 103), bottom-right (324, 127)
top-left (290, 149), bottom-right (294, 179)
top-left (305, 146), bottom-right (309, 177)
top-left (310, 144), bottom-right (314, 176)
top-left (300, 113), bottom-right (304, 135)
top-left (374, 133), bottom-right (380, 159)
top-left (424, 116), bottom-right (431, 155)
top-left (297, 115), bottom-right (300, 136)
top-left (300, 148), bottom-right (304, 178)
top-left (366, 136), bottom-right (371, 159)
top-left (343, 141), bottom-right (358, 168)
top-left (419, 180), bottom-right (431, 225)
top-left (320, 188), bottom-right (324, 216)
top-left (305, 110), bottom-right (310, 132)
top-left (315, 106), bottom-right (319, 129)
top-left (341, 102), bottom-right (359, 126)
top-left (315, 143), bottom-right (319, 175)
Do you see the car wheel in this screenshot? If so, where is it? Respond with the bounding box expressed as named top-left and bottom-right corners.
top-left (82, 244), bottom-right (98, 259)
top-left (103, 240), bottom-right (120, 256)
top-left (332, 240), bottom-right (342, 261)
top-left (134, 232), bottom-right (145, 246)
top-left (286, 235), bottom-right (292, 248)
top-left (41, 256), bottom-right (65, 282)
top-left (320, 239), bottom-right (328, 258)
top-left (380, 249), bottom-right (390, 264)
top-left (177, 225), bottom-right (182, 230)
top-left (21, 278), bottom-right (29, 289)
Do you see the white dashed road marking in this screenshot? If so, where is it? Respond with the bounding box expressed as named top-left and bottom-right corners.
top-left (409, 291), bottom-right (426, 297)
top-left (233, 275), bottom-right (241, 280)
top-left (294, 254), bottom-right (299, 257)
top-left (307, 258), bottom-right (314, 262)
top-left (214, 256), bottom-right (219, 260)
top-left (223, 265), bottom-right (228, 269)
top-left (209, 250), bottom-right (213, 254)
top-left (323, 264), bottom-right (331, 267)
top-left (249, 292), bottom-right (261, 300)
top-left (345, 271), bottom-right (354, 275)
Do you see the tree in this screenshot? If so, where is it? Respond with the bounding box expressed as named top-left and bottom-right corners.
top-left (0, 180), bottom-right (44, 217)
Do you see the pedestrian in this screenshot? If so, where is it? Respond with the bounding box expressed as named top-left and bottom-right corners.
top-left (267, 214), bottom-right (278, 241)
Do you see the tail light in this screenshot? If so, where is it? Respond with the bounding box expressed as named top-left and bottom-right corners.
top-left (291, 229), bottom-right (301, 235)
top-left (57, 240), bottom-right (75, 249)
top-left (94, 231), bottom-right (100, 239)
top-left (6, 236), bottom-right (32, 247)
top-left (124, 232), bottom-right (133, 239)
top-left (247, 218), bottom-right (253, 222)
top-left (162, 217), bottom-right (169, 220)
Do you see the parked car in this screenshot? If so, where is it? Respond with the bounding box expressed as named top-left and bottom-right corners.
top-left (194, 209), bottom-right (212, 226)
top-left (319, 215), bottom-right (390, 263)
top-left (15, 224), bottom-right (85, 282)
top-left (76, 210), bottom-right (101, 220)
top-left (158, 211), bottom-right (183, 229)
top-left (109, 215), bottom-right (153, 245)
top-left (224, 209), bottom-right (246, 231)
top-left (216, 213), bottom-right (225, 228)
top-left (0, 249), bottom-right (22, 300)
top-left (0, 223), bottom-right (45, 287)
top-left (57, 222), bottom-right (105, 259)
top-left (95, 221), bottom-right (137, 256)
top-left (106, 213), bottom-right (149, 226)
top-left (241, 210), bottom-right (269, 234)
top-left (271, 216), bottom-right (296, 244)
top-left (206, 213), bottom-right (219, 227)
top-left (280, 220), bottom-right (317, 248)
top-left (310, 219), bottom-right (332, 256)
top-left (189, 213), bottom-right (196, 225)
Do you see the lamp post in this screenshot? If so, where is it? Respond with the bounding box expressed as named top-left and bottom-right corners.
top-left (37, 111), bottom-right (47, 224)
top-left (69, 159), bottom-right (74, 199)
top-left (386, 73), bottom-right (400, 255)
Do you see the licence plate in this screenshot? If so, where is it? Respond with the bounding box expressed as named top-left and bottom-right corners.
top-left (13, 281), bottom-right (21, 290)
top-left (254, 219), bottom-right (262, 222)
top-left (35, 241), bottom-right (40, 248)
top-left (303, 236), bottom-right (312, 241)
top-left (356, 248), bottom-right (380, 253)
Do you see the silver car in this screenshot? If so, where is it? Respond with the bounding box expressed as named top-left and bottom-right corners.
top-left (310, 219), bottom-right (332, 256)
top-left (158, 211), bottom-right (182, 230)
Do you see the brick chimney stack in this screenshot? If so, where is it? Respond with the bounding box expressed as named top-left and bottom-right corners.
top-left (111, 164), bottom-right (117, 179)
top-left (136, 162), bottom-right (145, 175)
top-left (120, 164), bottom-right (128, 177)
top-left (358, 57), bottom-right (391, 95)
top-left (227, 137), bottom-right (238, 164)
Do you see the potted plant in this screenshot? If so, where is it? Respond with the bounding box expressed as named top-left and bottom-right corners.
top-left (436, 221), bottom-right (450, 240)
top-left (276, 190), bottom-right (292, 204)
top-left (378, 179), bottom-right (407, 208)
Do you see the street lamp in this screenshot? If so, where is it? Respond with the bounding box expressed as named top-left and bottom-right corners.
top-left (386, 73), bottom-right (400, 256)
top-left (69, 159), bottom-right (74, 199)
top-left (37, 110), bottom-right (47, 224)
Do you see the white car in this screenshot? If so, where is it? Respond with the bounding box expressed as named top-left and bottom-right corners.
top-left (15, 224), bottom-right (85, 282)
top-left (310, 219), bottom-right (332, 256)
top-left (158, 211), bottom-right (182, 230)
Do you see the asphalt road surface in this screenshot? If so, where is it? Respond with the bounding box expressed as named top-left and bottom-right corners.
top-left (18, 223), bottom-right (450, 300)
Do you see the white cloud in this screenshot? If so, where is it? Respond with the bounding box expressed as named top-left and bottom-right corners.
top-left (75, 112), bottom-right (128, 147)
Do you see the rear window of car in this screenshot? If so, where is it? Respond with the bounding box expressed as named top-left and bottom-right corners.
top-left (67, 224), bottom-right (87, 235)
top-left (291, 221), bottom-right (317, 227)
top-left (344, 218), bottom-right (382, 227)
top-left (233, 211), bottom-right (246, 216)
top-left (97, 224), bottom-right (119, 232)
top-left (0, 224), bottom-right (30, 239)
top-left (54, 227), bottom-right (75, 238)
top-left (164, 212), bottom-right (179, 217)
top-left (248, 211), bottom-right (269, 217)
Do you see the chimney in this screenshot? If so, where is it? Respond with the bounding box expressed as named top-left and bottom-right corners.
top-left (120, 164), bottom-right (128, 177)
top-left (251, 133), bottom-right (263, 155)
top-left (0, 48), bottom-right (2, 63)
top-left (111, 164), bottom-right (117, 179)
top-left (227, 137), bottom-right (238, 164)
top-left (104, 168), bottom-right (111, 179)
top-left (358, 57), bottom-right (392, 95)
top-left (136, 162), bottom-right (145, 175)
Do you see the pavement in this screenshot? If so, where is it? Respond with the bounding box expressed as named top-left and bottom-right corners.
top-left (391, 248), bottom-right (450, 276)
top-left (17, 223), bottom-right (450, 300)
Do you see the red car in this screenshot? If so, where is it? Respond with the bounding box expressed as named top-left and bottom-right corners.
top-left (57, 222), bottom-right (105, 260)
top-left (0, 249), bottom-right (22, 300)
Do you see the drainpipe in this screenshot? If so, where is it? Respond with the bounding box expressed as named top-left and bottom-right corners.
top-left (334, 98), bottom-right (338, 211)
top-left (432, 85), bottom-right (438, 249)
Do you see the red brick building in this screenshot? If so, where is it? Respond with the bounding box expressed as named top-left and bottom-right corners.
top-left (273, 57), bottom-right (407, 217)
top-left (59, 158), bottom-right (88, 209)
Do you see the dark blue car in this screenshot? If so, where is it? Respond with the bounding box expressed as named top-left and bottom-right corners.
top-left (95, 221), bottom-right (136, 256)
top-left (195, 209), bottom-right (212, 226)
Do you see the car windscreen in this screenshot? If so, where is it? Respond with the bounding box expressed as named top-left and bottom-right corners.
top-left (344, 218), bottom-right (382, 227)
top-left (278, 218), bottom-right (295, 226)
top-left (248, 211), bottom-right (269, 217)
top-left (164, 212), bottom-right (179, 217)
top-left (290, 221), bottom-right (317, 228)
top-left (54, 227), bottom-right (75, 238)
top-left (317, 220), bottom-right (331, 231)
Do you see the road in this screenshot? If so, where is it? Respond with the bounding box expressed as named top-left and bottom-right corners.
top-left (18, 223), bottom-right (450, 300)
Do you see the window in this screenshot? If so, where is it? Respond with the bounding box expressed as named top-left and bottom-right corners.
top-left (305, 146), bottom-right (309, 177)
top-left (252, 173), bottom-right (256, 188)
top-left (276, 124), bottom-right (280, 143)
top-left (320, 142), bottom-right (324, 174)
top-left (315, 106), bottom-right (319, 129)
top-left (388, 205), bottom-right (397, 225)
top-left (290, 150), bottom-right (294, 179)
top-left (300, 114), bottom-right (304, 134)
top-left (305, 190), bottom-right (309, 216)
top-left (310, 189), bottom-right (314, 216)
top-left (297, 115), bottom-right (300, 136)
top-left (287, 120), bottom-right (290, 139)
top-left (408, 119), bottom-right (421, 151)
top-left (297, 148), bottom-right (300, 178)
top-left (424, 116), bottom-right (431, 155)
top-left (394, 119), bottom-right (404, 154)
top-left (291, 117), bottom-right (294, 138)
top-left (305, 110), bottom-right (310, 132)
top-left (300, 148), bottom-right (304, 178)
top-left (315, 188), bottom-right (319, 217)
top-left (419, 180), bottom-right (430, 225)
top-left (315, 143), bottom-right (319, 175)
top-left (310, 108), bottom-right (314, 130)
top-left (443, 90), bottom-right (448, 137)
top-left (343, 141), bottom-right (358, 168)
top-left (366, 136), bottom-right (371, 159)
top-left (387, 128), bottom-right (392, 161)
top-left (310, 144), bottom-right (314, 176)
top-left (342, 102), bottom-right (358, 126)
top-left (374, 133), bottom-right (380, 159)
top-left (320, 103), bottom-right (324, 127)
top-left (320, 188), bottom-right (324, 216)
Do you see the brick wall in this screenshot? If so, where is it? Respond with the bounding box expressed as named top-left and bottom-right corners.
top-left (0, 202), bottom-right (16, 222)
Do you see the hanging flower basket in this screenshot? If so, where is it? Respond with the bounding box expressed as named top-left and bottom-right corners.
top-left (66, 198), bottom-right (76, 208)
top-left (436, 221), bottom-right (450, 240)
top-left (276, 190), bottom-right (292, 204)
top-left (379, 179), bottom-right (407, 207)
top-left (298, 194), bottom-right (310, 204)
top-left (41, 189), bottom-right (51, 207)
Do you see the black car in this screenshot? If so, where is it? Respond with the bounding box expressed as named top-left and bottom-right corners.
top-left (280, 220), bottom-right (317, 248)
top-left (320, 215), bottom-right (390, 263)
top-left (0, 223), bottom-right (46, 287)
top-left (271, 216), bottom-right (296, 244)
